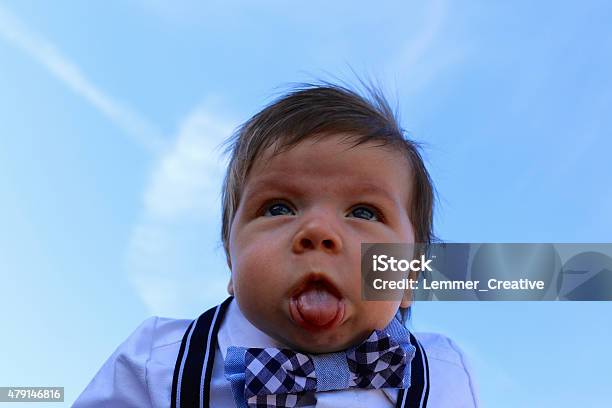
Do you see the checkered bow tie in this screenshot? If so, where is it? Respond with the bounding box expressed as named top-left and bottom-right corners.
top-left (228, 329), bottom-right (409, 408)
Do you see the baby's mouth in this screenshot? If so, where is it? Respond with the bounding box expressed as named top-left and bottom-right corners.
top-left (289, 275), bottom-right (345, 331)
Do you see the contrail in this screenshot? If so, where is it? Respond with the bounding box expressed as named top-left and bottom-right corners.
top-left (0, 4), bottom-right (166, 153)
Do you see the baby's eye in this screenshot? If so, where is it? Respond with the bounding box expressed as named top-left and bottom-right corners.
top-left (263, 202), bottom-right (295, 217)
top-left (347, 205), bottom-right (382, 222)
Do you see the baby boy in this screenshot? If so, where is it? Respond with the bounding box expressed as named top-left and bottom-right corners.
top-left (74, 83), bottom-right (478, 408)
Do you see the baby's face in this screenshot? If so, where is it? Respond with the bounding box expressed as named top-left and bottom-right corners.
top-left (227, 134), bottom-right (415, 353)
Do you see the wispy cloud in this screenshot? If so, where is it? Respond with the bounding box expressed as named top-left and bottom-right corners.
top-left (389, 0), bottom-right (463, 95)
top-left (143, 109), bottom-right (232, 219)
top-left (0, 5), bottom-right (166, 153)
top-left (0, 4), bottom-right (231, 315)
top-left (126, 105), bottom-right (237, 316)
top-left (395, 0), bottom-right (447, 70)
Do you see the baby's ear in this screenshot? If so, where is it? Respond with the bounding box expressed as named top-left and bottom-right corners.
top-left (227, 277), bottom-right (235, 296)
top-left (400, 289), bottom-right (412, 308)
top-left (400, 271), bottom-right (415, 308)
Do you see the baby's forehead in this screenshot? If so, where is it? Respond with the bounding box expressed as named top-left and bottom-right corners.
top-left (245, 136), bottom-right (413, 202)
top-left (258, 134), bottom-right (410, 168)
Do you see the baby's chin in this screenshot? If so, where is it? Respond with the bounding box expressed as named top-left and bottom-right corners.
top-left (270, 324), bottom-right (372, 355)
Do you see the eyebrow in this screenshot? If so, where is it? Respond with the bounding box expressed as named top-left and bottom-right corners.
top-left (242, 178), bottom-right (303, 201)
top-left (244, 177), bottom-right (401, 207)
top-left (346, 182), bottom-right (398, 203)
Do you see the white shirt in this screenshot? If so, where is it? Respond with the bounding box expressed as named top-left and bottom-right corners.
top-left (73, 299), bottom-right (479, 407)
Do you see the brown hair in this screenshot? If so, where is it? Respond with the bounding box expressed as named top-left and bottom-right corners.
top-left (220, 82), bottom-right (436, 268)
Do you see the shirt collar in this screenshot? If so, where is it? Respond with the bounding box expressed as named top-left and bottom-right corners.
top-left (217, 298), bottom-right (287, 360)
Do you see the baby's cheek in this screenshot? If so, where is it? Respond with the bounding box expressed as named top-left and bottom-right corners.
top-left (233, 242), bottom-right (270, 277)
top-left (234, 252), bottom-right (286, 298)
top-left (357, 301), bottom-right (400, 331)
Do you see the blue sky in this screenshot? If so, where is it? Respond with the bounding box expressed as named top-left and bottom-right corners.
top-left (1, 1), bottom-right (611, 406)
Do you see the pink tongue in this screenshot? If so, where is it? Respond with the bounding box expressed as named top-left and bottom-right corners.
top-left (296, 287), bottom-right (340, 326)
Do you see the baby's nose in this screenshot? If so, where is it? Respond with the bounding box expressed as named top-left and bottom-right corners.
top-left (291, 217), bottom-right (343, 254)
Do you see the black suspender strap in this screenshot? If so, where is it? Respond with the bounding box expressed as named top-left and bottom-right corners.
top-left (171, 296), bottom-right (233, 408)
top-left (171, 320), bottom-right (194, 408)
top-left (395, 333), bottom-right (430, 408)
